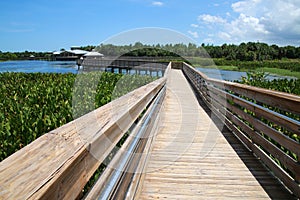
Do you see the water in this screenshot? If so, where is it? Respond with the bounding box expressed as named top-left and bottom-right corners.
top-left (0, 60), bottom-right (78, 74)
top-left (0, 61), bottom-right (294, 81)
top-left (0, 60), bottom-right (164, 77)
top-left (196, 67), bottom-right (295, 81)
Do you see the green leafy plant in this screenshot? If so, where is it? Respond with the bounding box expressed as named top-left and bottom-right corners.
top-left (239, 72), bottom-right (300, 95)
top-left (0, 72), bottom-right (156, 161)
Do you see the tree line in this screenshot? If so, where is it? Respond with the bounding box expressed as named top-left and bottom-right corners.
top-left (87, 42), bottom-right (300, 61)
top-left (1, 42), bottom-right (300, 61)
top-left (0, 51), bottom-right (50, 61)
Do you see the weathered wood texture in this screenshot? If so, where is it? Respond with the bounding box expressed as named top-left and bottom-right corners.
top-left (183, 63), bottom-right (300, 198)
top-left (0, 76), bottom-right (166, 200)
top-left (138, 69), bottom-right (295, 199)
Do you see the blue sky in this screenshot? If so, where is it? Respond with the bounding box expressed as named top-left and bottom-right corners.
top-left (0, 0), bottom-right (299, 51)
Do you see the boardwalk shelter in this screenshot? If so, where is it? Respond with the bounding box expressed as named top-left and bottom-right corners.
top-left (52, 49), bottom-right (89, 61)
top-left (77, 51), bottom-right (104, 66)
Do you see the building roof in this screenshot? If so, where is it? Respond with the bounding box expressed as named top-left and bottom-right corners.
top-left (53, 51), bottom-right (62, 55)
top-left (52, 49), bottom-right (89, 56)
top-left (84, 51), bottom-right (104, 57)
top-left (66, 49), bottom-right (89, 55)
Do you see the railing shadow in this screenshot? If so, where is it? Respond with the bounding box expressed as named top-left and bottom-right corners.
top-left (186, 74), bottom-right (296, 199)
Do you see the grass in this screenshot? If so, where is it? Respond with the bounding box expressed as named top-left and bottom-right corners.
top-left (195, 64), bottom-right (299, 79)
top-left (189, 57), bottom-right (300, 79)
top-left (196, 65), bottom-right (240, 71)
top-left (257, 67), bottom-right (300, 79)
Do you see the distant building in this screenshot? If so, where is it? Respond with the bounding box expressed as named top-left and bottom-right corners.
top-left (83, 51), bottom-right (104, 58)
top-left (52, 48), bottom-right (89, 61)
top-left (77, 51), bottom-right (104, 66)
top-left (53, 51), bottom-right (62, 55)
top-left (52, 46), bottom-right (105, 61)
top-left (29, 55), bottom-right (35, 60)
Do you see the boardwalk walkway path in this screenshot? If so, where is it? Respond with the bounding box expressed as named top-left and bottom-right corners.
top-left (138, 69), bottom-right (293, 199)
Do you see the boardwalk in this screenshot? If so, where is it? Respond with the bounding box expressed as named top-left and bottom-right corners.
top-left (138, 69), bottom-right (294, 199)
top-left (0, 63), bottom-right (298, 199)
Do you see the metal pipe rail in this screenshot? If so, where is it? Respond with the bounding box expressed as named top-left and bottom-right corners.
top-left (85, 83), bottom-right (166, 200)
top-left (182, 62), bottom-right (300, 198)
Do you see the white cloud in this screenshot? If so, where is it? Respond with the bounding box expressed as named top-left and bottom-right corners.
top-left (231, 14), bottom-right (268, 35)
top-left (198, 14), bottom-right (227, 24)
top-left (231, 0), bottom-right (262, 14)
top-left (196, 0), bottom-right (300, 45)
top-left (218, 32), bottom-right (231, 41)
top-left (188, 30), bottom-right (199, 38)
top-left (191, 24), bottom-right (199, 28)
top-left (152, 1), bottom-right (164, 6)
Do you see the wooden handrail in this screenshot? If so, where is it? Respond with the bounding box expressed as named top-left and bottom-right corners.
top-left (0, 63), bottom-right (170, 199)
top-left (182, 62), bottom-right (300, 198)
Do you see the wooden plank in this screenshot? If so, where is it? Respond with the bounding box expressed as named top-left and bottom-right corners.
top-left (224, 117), bottom-right (253, 151)
top-left (209, 78), bottom-right (300, 116)
top-left (251, 143), bottom-right (300, 198)
top-left (183, 62), bottom-right (300, 116)
top-left (207, 84), bottom-right (300, 136)
top-left (209, 89), bottom-right (300, 183)
top-left (206, 82), bottom-right (300, 160)
top-left (202, 99), bottom-right (300, 197)
top-left (193, 90), bottom-right (300, 186)
top-left (227, 102), bottom-right (300, 159)
top-left (226, 108), bottom-right (300, 182)
top-left (207, 83), bottom-right (300, 181)
top-left (215, 86), bottom-right (300, 136)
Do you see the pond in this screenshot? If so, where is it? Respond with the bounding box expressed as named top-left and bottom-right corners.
top-left (196, 67), bottom-right (295, 81)
top-left (0, 61), bottom-right (162, 76)
top-left (0, 60), bottom-right (78, 74)
top-left (0, 61), bottom-right (295, 81)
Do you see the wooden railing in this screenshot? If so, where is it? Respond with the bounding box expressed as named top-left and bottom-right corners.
top-left (78, 58), bottom-right (168, 77)
top-left (182, 62), bottom-right (300, 197)
top-left (0, 63), bottom-right (171, 200)
top-left (80, 57), bottom-right (168, 73)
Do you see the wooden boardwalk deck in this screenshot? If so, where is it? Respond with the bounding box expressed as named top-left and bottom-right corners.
top-left (138, 69), bottom-right (294, 199)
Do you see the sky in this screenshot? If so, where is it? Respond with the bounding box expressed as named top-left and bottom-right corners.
top-left (0, 0), bottom-right (300, 52)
